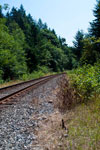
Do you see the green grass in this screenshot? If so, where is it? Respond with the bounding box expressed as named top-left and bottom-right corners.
top-left (57, 96), bottom-right (100, 150)
top-left (0, 66), bottom-right (54, 88)
top-left (64, 97), bottom-right (100, 150)
top-left (67, 63), bottom-right (100, 103)
top-left (61, 64), bottom-right (100, 149)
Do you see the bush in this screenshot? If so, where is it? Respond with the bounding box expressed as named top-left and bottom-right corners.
top-left (0, 70), bottom-right (4, 84)
top-left (20, 66), bottom-right (52, 81)
top-left (68, 63), bottom-right (100, 103)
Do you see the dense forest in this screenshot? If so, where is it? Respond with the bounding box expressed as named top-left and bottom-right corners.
top-left (0, 0), bottom-right (100, 82)
top-left (0, 1), bottom-right (100, 149)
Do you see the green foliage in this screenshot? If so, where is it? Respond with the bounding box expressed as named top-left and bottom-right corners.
top-left (0, 70), bottom-right (3, 83)
top-left (38, 18), bottom-right (47, 29)
top-left (0, 5), bottom-right (3, 18)
top-left (89, 0), bottom-right (100, 38)
top-left (72, 0), bottom-right (100, 67)
top-left (80, 37), bottom-right (100, 65)
top-left (1, 1), bottom-right (100, 83)
top-left (73, 30), bottom-right (84, 62)
top-left (20, 66), bottom-right (51, 81)
top-left (5, 5), bottom-right (73, 74)
top-left (41, 29), bottom-right (60, 47)
top-left (68, 64), bottom-right (100, 102)
top-left (0, 18), bottom-right (27, 80)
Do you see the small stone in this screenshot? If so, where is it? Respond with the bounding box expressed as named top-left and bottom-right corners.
top-left (64, 134), bottom-right (68, 137)
top-left (65, 128), bottom-right (69, 133)
top-left (42, 115), bottom-right (47, 120)
top-left (59, 135), bottom-right (62, 139)
top-left (32, 136), bottom-right (37, 140)
top-left (33, 140), bottom-right (38, 144)
top-left (45, 148), bottom-right (49, 150)
top-left (58, 143), bottom-right (62, 147)
top-left (48, 100), bottom-right (53, 103)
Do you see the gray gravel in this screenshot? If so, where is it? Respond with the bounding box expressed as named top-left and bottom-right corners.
top-left (0, 75), bottom-right (63, 150)
top-left (0, 77), bottom-right (50, 99)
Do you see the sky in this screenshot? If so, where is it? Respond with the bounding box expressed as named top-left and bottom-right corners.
top-left (1, 0), bottom-right (96, 46)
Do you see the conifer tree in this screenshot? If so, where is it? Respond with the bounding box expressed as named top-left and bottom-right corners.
top-left (89, 0), bottom-right (100, 38)
top-left (73, 30), bottom-right (84, 61)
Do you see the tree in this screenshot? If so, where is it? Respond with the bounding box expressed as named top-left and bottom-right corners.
top-left (38, 19), bottom-right (48, 30)
top-left (0, 18), bottom-right (27, 80)
top-left (8, 5), bottom-right (40, 72)
top-left (0, 5), bottom-right (3, 18)
top-left (41, 29), bottom-right (60, 47)
top-left (73, 30), bottom-right (84, 61)
top-left (0, 4), bottom-right (9, 18)
top-left (80, 37), bottom-right (100, 65)
top-left (89, 0), bottom-right (100, 38)
top-left (2, 4), bottom-right (76, 75)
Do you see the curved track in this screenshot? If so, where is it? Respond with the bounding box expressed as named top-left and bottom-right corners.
top-left (0, 73), bottom-right (65, 106)
top-left (0, 74), bottom-right (55, 99)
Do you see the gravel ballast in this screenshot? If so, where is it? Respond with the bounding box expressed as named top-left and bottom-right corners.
top-left (0, 75), bottom-right (64, 150)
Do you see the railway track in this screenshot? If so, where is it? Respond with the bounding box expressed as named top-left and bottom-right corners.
top-left (0, 72), bottom-right (66, 149)
top-left (0, 73), bottom-right (65, 107)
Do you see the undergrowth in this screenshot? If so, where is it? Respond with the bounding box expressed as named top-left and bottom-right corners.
top-left (60, 97), bottom-right (100, 150)
top-left (61, 63), bottom-right (100, 150)
top-left (20, 66), bottom-right (53, 81)
top-left (67, 63), bottom-right (100, 103)
top-left (0, 66), bottom-right (53, 87)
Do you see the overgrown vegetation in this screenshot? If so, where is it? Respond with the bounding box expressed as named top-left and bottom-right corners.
top-left (60, 1), bottom-right (100, 147)
top-left (57, 97), bottom-right (100, 150)
top-left (56, 64), bottom-right (100, 150)
top-left (0, 0), bottom-right (100, 85)
top-left (0, 4), bottom-right (75, 83)
top-left (68, 63), bottom-right (100, 103)
top-left (0, 66), bottom-right (52, 87)
top-left (0, 1), bottom-right (100, 149)
top-left (20, 66), bottom-right (52, 81)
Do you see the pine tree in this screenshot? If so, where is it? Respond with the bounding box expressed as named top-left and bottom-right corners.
top-left (0, 5), bottom-right (3, 18)
top-left (89, 0), bottom-right (100, 38)
top-left (73, 30), bottom-right (84, 61)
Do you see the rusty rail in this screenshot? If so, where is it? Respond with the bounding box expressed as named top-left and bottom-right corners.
top-left (0, 73), bottom-right (66, 106)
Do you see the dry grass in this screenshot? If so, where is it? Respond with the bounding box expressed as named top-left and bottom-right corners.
top-left (32, 75), bottom-right (100, 150)
top-left (35, 98), bottom-right (100, 150)
top-left (34, 110), bottom-right (70, 150)
top-left (55, 75), bottom-right (76, 111)
top-left (54, 76), bottom-right (100, 150)
top-left (63, 97), bottom-right (100, 150)
top-left (0, 80), bottom-right (21, 88)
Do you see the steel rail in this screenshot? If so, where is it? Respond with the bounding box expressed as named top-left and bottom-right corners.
top-left (0, 73), bottom-right (65, 105)
top-left (0, 74), bottom-right (56, 91)
top-left (0, 74), bottom-right (61, 100)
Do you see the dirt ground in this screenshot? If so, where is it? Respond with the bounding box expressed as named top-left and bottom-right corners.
top-left (31, 84), bottom-right (71, 150)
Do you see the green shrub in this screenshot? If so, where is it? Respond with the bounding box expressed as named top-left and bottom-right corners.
top-left (0, 70), bottom-right (4, 84)
top-left (20, 66), bottom-right (52, 81)
top-left (68, 63), bottom-right (100, 102)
